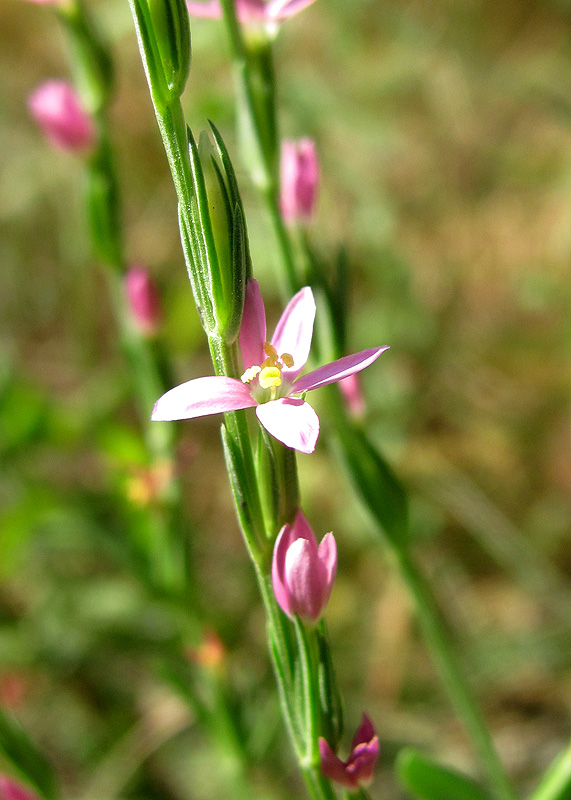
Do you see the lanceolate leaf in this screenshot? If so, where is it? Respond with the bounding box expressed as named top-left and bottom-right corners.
top-left (397, 748), bottom-right (493, 800)
top-left (0, 709), bottom-right (58, 800)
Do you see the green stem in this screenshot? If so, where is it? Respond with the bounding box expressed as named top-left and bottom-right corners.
top-left (394, 547), bottom-right (517, 800)
top-left (217, 14), bottom-right (518, 799)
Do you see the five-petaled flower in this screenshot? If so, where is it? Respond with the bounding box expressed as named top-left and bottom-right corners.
top-left (319, 714), bottom-right (380, 790)
top-left (151, 279), bottom-right (388, 453)
top-left (272, 510), bottom-right (336, 624)
top-left (186, 0), bottom-right (316, 29)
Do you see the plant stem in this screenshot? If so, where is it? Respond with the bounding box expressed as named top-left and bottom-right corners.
top-left (394, 547), bottom-right (517, 800)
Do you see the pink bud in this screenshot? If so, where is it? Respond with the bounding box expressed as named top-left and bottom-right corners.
top-left (272, 510), bottom-right (336, 624)
top-left (338, 373), bottom-right (366, 418)
top-left (319, 714), bottom-right (380, 790)
top-left (280, 139), bottom-right (319, 224)
top-left (125, 266), bottom-right (162, 335)
top-left (28, 81), bottom-right (95, 153)
top-left (0, 776), bottom-right (39, 800)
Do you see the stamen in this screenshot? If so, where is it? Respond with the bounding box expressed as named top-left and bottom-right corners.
top-left (264, 342), bottom-right (278, 363)
top-left (281, 353), bottom-right (294, 368)
top-left (241, 365), bottom-right (261, 383)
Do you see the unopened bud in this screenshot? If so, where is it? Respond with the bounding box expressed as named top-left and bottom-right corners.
top-left (28, 81), bottom-right (96, 153)
top-left (125, 266), bottom-right (162, 335)
top-left (280, 138), bottom-right (319, 224)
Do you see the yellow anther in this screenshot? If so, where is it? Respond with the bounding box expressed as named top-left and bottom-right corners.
top-left (281, 352), bottom-right (294, 368)
top-left (259, 366), bottom-right (282, 390)
top-left (264, 342), bottom-right (279, 363)
top-left (241, 365), bottom-right (261, 384)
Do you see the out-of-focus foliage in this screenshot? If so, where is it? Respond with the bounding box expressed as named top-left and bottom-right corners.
top-left (1, 0), bottom-right (570, 797)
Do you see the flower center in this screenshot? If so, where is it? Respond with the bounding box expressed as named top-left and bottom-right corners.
top-left (241, 342), bottom-right (294, 400)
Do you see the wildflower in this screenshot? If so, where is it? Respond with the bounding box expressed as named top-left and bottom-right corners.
top-left (28, 81), bottom-right (95, 153)
top-left (0, 776), bottom-right (39, 800)
top-left (319, 714), bottom-right (380, 790)
top-left (152, 279), bottom-right (388, 453)
top-left (280, 139), bottom-right (319, 224)
top-left (125, 266), bottom-right (162, 336)
top-left (186, 0), bottom-right (316, 28)
top-left (272, 510), bottom-right (336, 624)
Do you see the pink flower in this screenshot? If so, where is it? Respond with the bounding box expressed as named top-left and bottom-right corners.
top-left (272, 510), bottom-right (336, 623)
top-left (151, 279), bottom-right (388, 453)
top-left (0, 776), bottom-right (39, 800)
top-left (186, 0), bottom-right (316, 27)
top-left (280, 139), bottom-right (319, 224)
top-left (18, 0), bottom-right (62, 4)
top-left (126, 266), bottom-right (162, 335)
top-left (28, 81), bottom-right (95, 153)
top-left (319, 715), bottom-right (380, 790)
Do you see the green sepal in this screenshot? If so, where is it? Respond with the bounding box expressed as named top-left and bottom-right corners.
top-left (129, 0), bottom-right (170, 111)
top-left (148, 0), bottom-right (191, 101)
top-left (220, 422), bottom-right (256, 543)
top-left (256, 427), bottom-right (281, 539)
top-left (57, 0), bottom-right (114, 114)
top-left (316, 622), bottom-right (344, 751)
top-left (330, 391), bottom-right (409, 547)
top-left (397, 748), bottom-right (493, 800)
top-left (208, 120), bottom-right (252, 280)
top-left (177, 204), bottom-right (216, 335)
top-left (0, 708), bottom-right (58, 800)
top-left (224, 201), bottom-right (247, 343)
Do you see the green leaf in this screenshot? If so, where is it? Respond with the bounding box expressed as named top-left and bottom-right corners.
top-left (330, 394), bottom-right (409, 547)
top-left (397, 748), bottom-right (493, 800)
top-left (528, 743), bottom-right (571, 800)
top-left (0, 709), bottom-right (58, 800)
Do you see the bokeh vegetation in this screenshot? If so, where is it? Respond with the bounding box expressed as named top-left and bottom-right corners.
top-left (1, 0), bottom-right (570, 797)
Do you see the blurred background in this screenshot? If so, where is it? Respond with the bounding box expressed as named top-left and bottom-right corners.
top-left (1, 0), bottom-right (571, 797)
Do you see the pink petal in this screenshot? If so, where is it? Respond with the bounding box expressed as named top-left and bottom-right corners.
top-left (293, 346), bottom-right (389, 394)
top-left (284, 537), bottom-right (327, 621)
top-left (151, 376), bottom-right (256, 420)
top-left (291, 509), bottom-right (317, 545)
top-left (267, 0), bottom-right (316, 18)
top-left (318, 532), bottom-right (337, 599)
top-left (346, 736), bottom-right (380, 787)
top-left (271, 287), bottom-right (316, 381)
top-left (272, 523), bottom-right (295, 616)
top-left (255, 398), bottom-right (319, 453)
top-left (240, 279), bottom-right (267, 371)
top-left (186, 0), bottom-right (222, 17)
top-left (319, 739), bottom-right (352, 787)
top-left (352, 714), bottom-right (376, 749)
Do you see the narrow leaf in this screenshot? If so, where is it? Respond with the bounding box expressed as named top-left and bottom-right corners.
top-left (397, 748), bottom-right (493, 800)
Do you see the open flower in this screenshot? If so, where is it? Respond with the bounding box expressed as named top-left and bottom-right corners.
top-left (152, 279), bottom-right (388, 453)
top-left (272, 510), bottom-right (336, 623)
top-left (319, 714), bottom-right (380, 790)
top-left (186, 0), bottom-right (316, 28)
